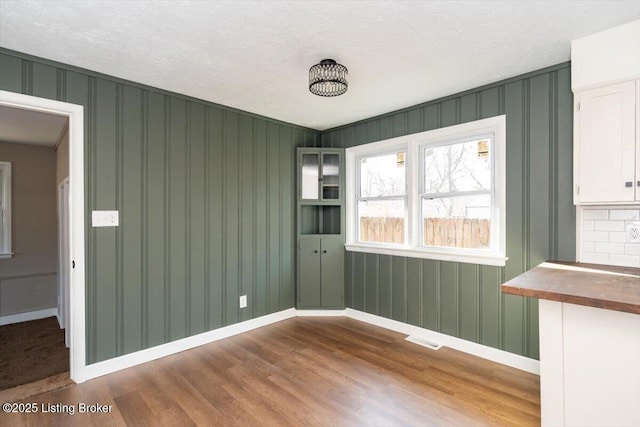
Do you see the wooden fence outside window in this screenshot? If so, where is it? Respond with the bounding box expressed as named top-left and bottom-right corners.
top-left (359, 217), bottom-right (490, 249)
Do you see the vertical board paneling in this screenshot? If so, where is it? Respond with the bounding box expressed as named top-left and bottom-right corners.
top-left (479, 266), bottom-right (501, 348)
top-left (267, 122), bottom-right (281, 312)
top-left (31, 63), bottom-right (57, 99)
top-left (364, 254), bottom-right (378, 314)
top-left (392, 113), bottom-right (407, 137)
top-left (441, 99), bottom-right (457, 127)
top-left (0, 49), bottom-right (313, 364)
top-left (207, 108), bottom-right (224, 330)
top-left (168, 98), bottom-right (187, 341)
top-left (329, 64), bottom-right (574, 360)
top-left (391, 256), bottom-right (406, 322)
top-left (344, 252), bottom-right (354, 308)
top-left (254, 120), bottom-right (268, 317)
top-left (353, 253), bottom-right (365, 310)
top-left (144, 92), bottom-right (167, 348)
top-left (280, 126), bottom-right (294, 309)
top-left (407, 109), bottom-right (422, 135)
top-left (189, 102), bottom-right (206, 335)
top-left (458, 264), bottom-right (478, 342)
top-left (439, 262), bottom-right (458, 336)
top-left (378, 255), bottom-right (392, 318)
top-left (379, 117), bottom-right (392, 140)
top-left (342, 126), bottom-right (355, 149)
top-left (94, 78), bottom-right (118, 362)
top-left (121, 85), bottom-right (143, 354)
top-left (503, 80), bottom-right (527, 354)
top-left (423, 105), bottom-right (439, 131)
top-left (556, 68), bottom-right (576, 261)
top-left (422, 260), bottom-right (439, 331)
top-left (481, 87), bottom-right (499, 119)
top-left (460, 93), bottom-right (478, 123)
top-left (406, 258), bottom-right (421, 327)
top-left (529, 74), bottom-right (551, 268)
top-left (224, 111), bottom-right (240, 325)
top-left (0, 54), bottom-right (22, 91)
top-left (240, 115), bottom-right (254, 321)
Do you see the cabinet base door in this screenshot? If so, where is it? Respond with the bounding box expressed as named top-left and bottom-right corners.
top-left (321, 238), bottom-right (344, 307)
top-left (299, 238), bottom-right (321, 307)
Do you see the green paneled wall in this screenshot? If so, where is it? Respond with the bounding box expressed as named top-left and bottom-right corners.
top-left (0, 47), bottom-right (574, 363)
top-left (0, 48), bottom-right (319, 364)
top-left (320, 63), bottom-right (575, 359)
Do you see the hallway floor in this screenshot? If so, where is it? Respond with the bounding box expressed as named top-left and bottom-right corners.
top-left (0, 317), bottom-right (69, 390)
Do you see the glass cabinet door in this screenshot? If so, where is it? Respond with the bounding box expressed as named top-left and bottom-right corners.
top-left (301, 153), bottom-right (319, 200)
top-left (322, 153), bottom-right (340, 200)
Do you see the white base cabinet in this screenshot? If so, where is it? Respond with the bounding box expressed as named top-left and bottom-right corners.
top-left (539, 300), bottom-right (640, 426)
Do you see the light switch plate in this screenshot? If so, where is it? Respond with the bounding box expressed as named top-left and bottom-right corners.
top-left (239, 295), bottom-right (247, 308)
top-left (92, 210), bottom-right (119, 227)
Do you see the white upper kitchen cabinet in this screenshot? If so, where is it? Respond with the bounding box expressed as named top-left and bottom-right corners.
top-left (574, 80), bottom-right (637, 204)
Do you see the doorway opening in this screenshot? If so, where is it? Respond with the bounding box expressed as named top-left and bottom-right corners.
top-left (0, 90), bottom-right (85, 387)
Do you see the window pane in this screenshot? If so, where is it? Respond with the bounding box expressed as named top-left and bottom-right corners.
top-left (358, 199), bottom-right (405, 244)
top-left (424, 138), bottom-right (491, 194)
top-left (301, 153), bottom-right (319, 199)
top-left (422, 194), bottom-right (490, 249)
top-left (360, 151), bottom-right (405, 197)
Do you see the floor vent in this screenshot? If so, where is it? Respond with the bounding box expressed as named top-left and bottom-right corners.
top-left (405, 335), bottom-right (442, 350)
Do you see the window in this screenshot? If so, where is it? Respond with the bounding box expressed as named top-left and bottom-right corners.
top-left (345, 115), bottom-right (506, 266)
top-left (0, 161), bottom-right (11, 258)
top-left (357, 150), bottom-right (406, 244)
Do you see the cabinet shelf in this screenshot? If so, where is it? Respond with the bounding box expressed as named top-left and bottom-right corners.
top-left (299, 205), bottom-right (341, 235)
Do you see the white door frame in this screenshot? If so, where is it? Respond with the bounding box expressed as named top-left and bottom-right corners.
top-left (0, 90), bottom-right (86, 382)
top-left (58, 177), bottom-right (70, 347)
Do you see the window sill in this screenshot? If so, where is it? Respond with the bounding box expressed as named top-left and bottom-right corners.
top-left (344, 244), bottom-right (508, 267)
top-left (0, 253), bottom-right (13, 260)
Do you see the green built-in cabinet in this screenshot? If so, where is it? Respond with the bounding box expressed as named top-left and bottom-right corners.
top-left (296, 148), bottom-right (345, 309)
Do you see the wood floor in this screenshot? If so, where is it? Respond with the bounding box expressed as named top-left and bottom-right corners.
top-left (0, 317), bottom-right (540, 426)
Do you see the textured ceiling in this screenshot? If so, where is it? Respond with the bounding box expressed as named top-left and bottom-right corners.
top-left (0, 106), bottom-right (67, 147)
top-left (0, 1), bottom-right (639, 130)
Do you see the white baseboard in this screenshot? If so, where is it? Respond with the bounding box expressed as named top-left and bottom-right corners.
top-left (296, 309), bottom-right (347, 317)
top-left (78, 308), bottom-right (296, 383)
top-left (0, 307), bottom-right (58, 326)
top-left (345, 308), bottom-right (540, 375)
top-left (76, 305), bottom-right (538, 383)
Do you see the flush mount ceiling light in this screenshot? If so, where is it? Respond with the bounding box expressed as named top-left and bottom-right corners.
top-left (309, 59), bottom-right (348, 97)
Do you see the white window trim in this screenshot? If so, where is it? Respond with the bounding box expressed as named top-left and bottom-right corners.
top-left (0, 161), bottom-right (11, 259)
top-left (345, 115), bottom-right (508, 267)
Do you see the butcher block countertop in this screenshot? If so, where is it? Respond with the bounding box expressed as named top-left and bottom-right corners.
top-left (502, 261), bottom-right (640, 315)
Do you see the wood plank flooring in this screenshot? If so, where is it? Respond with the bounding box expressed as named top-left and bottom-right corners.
top-left (0, 317), bottom-right (540, 426)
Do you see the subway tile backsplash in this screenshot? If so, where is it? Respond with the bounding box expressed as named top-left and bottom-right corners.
top-left (580, 206), bottom-right (640, 268)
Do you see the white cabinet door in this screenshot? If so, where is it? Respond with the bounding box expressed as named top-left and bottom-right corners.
top-left (575, 81), bottom-right (636, 203)
top-left (562, 304), bottom-right (640, 427)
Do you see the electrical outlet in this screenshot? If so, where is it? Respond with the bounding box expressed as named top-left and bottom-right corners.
top-left (627, 223), bottom-right (640, 243)
top-left (239, 295), bottom-right (247, 308)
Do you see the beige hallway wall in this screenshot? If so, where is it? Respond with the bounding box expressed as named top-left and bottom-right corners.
top-left (0, 141), bottom-right (58, 316)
